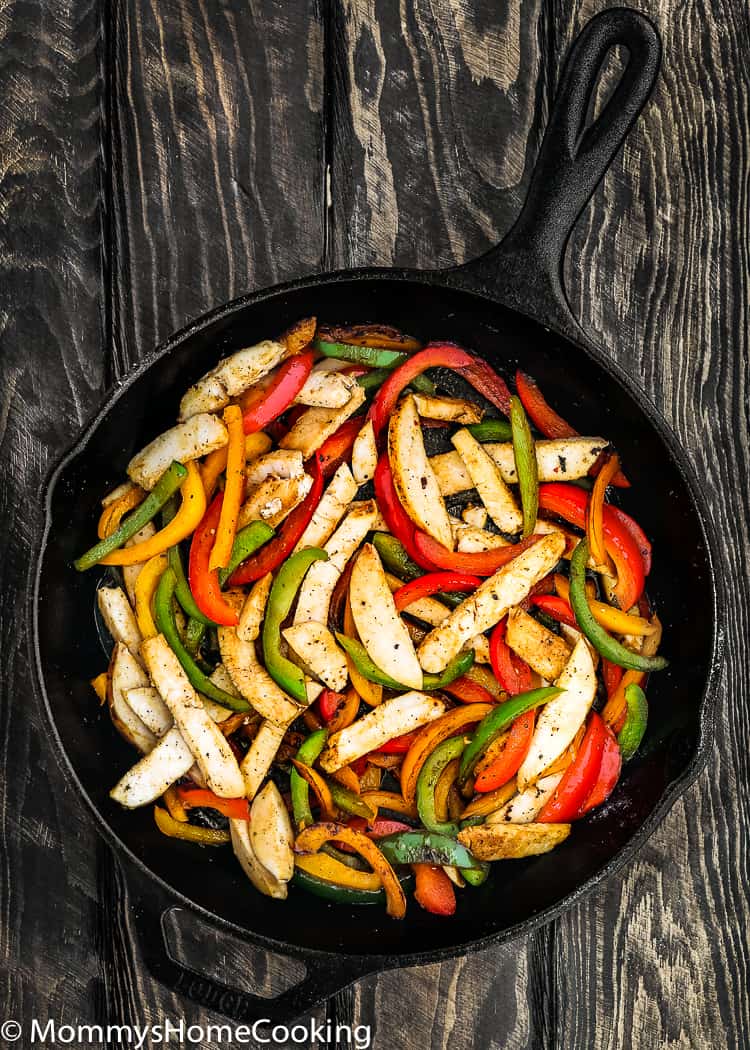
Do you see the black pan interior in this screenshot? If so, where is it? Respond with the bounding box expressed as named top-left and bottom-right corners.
top-left (35, 274), bottom-right (716, 959)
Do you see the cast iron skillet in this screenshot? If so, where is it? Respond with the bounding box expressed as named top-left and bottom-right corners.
top-left (30, 8), bottom-right (724, 1024)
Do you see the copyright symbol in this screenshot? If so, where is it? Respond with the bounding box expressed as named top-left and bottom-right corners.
top-left (1, 1021), bottom-right (22, 1041)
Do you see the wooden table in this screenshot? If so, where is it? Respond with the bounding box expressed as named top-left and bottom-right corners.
top-left (2, 1), bottom-right (748, 1046)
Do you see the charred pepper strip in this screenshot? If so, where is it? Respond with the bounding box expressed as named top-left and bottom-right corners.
top-left (263, 547), bottom-right (328, 703)
top-left (510, 394), bottom-right (538, 538)
top-left (74, 461), bottom-right (187, 571)
top-left (335, 634), bottom-right (474, 691)
top-left (617, 682), bottom-right (649, 761)
top-left (416, 736), bottom-right (466, 836)
top-left (569, 540), bottom-right (668, 672)
top-left (153, 566), bottom-right (250, 712)
top-left (458, 686), bottom-right (563, 783)
top-left (377, 830), bottom-right (482, 870)
top-left (290, 729), bottom-right (328, 829)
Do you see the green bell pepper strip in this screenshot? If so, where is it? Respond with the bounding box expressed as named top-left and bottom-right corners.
top-left (328, 781), bottom-right (377, 821)
top-left (509, 394), bottom-right (538, 538)
top-left (467, 419), bottom-right (513, 442)
top-left (316, 339), bottom-right (409, 369)
top-left (184, 617), bottom-right (206, 657)
top-left (290, 729), bottom-right (327, 829)
top-left (416, 736), bottom-right (466, 836)
top-left (371, 533), bottom-right (464, 607)
top-left (153, 567), bottom-right (250, 712)
top-left (335, 633), bottom-right (474, 691)
top-left (357, 369), bottom-right (434, 395)
top-left (262, 547), bottom-right (328, 703)
top-left (292, 866), bottom-right (413, 905)
top-left (218, 521), bottom-right (276, 587)
top-left (461, 861), bottom-right (491, 886)
top-left (377, 830), bottom-right (481, 870)
top-left (458, 685), bottom-right (564, 783)
top-left (618, 682), bottom-right (649, 761)
top-left (569, 539), bottom-right (669, 672)
top-left (74, 461), bottom-right (187, 571)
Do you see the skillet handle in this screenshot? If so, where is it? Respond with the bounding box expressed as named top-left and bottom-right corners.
top-left (127, 869), bottom-right (380, 1024)
top-left (451, 7), bottom-right (661, 342)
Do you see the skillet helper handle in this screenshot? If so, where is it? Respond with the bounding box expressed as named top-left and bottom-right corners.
top-left (128, 874), bottom-right (378, 1024)
top-left (453, 7), bottom-right (661, 340)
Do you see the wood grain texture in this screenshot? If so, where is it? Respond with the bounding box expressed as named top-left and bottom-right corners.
top-left (1, 0), bottom-right (748, 1046)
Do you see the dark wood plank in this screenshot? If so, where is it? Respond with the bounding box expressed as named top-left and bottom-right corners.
top-left (109, 0), bottom-right (327, 375)
top-left (0, 0), bottom-right (110, 1030)
top-left (545, 1), bottom-right (750, 1047)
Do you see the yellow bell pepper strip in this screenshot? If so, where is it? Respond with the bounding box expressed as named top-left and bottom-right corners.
top-left (294, 853), bottom-right (381, 893)
top-left (434, 758), bottom-right (461, 823)
top-left (460, 779), bottom-right (518, 819)
top-left (153, 806), bottom-right (230, 845)
top-left (290, 760), bottom-right (337, 822)
top-left (617, 682), bottom-right (649, 761)
top-left (209, 405), bottom-right (245, 570)
top-left (153, 566), bottom-right (250, 712)
top-left (330, 764), bottom-right (361, 794)
top-left (416, 736), bottom-right (466, 836)
top-left (263, 548), bottom-right (328, 703)
top-left (458, 686), bottom-right (563, 784)
top-left (509, 394), bottom-right (538, 537)
top-left (134, 553), bottom-right (168, 639)
top-left (586, 452), bottom-right (620, 570)
top-left (163, 785), bottom-right (189, 823)
top-left (200, 446), bottom-right (228, 500)
top-left (294, 822), bottom-right (407, 918)
top-left (553, 573), bottom-right (656, 637)
top-left (335, 633), bottom-right (474, 692)
top-left (401, 704), bottom-right (495, 804)
top-left (74, 461), bottom-right (188, 571)
top-left (97, 484), bottom-right (145, 538)
top-left (290, 729), bottom-right (328, 830)
top-left (90, 672), bottom-right (108, 704)
top-left (101, 461), bottom-right (206, 567)
top-left (360, 790), bottom-right (418, 820)
top-left (569, 540), bottom-right (668, 672)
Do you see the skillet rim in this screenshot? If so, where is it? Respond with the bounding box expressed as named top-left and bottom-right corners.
top-left (28, 265), bottom-right (726, 967)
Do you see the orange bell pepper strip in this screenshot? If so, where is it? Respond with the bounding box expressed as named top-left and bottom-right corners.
top-left (400, 704), bottom-right (494, 804)
top-left (176, 786), bottom-right (250, 821)
top-left (474, 710), bottom-right (536, 793)
top-left (460, 780), bottom-right (518, 819)
top-left (98, 485), bottom-right (145, 539)
top-left (413, 864), bottom-right (456, 916)
top-left (602, 669), bottom-right (646, 733)
top-left (290, 761), bottom-right (337, 821)
top-left (554, 575), bottom-right (656, 636)
top-left (359, 790), bottom-right (418, 820)
top-left (100, 461), bottom-right (206, 566)
top-left (209, 405), bottom-right (245, 570)
top-left (294, 821), bottom-right (406, 918)
top-left (586, 453), bottom-right (620, 570)
top-left (326, 687), bottom-right (361, 734)
top-left (90, 672), bottom-right (108, 704)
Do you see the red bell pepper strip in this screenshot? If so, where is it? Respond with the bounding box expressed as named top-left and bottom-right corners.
top-left (515, 370), bottom-right (629, 488)
top-left (537, 483), bottom-right (645, 611)
top-left (473, 710), bottom-right (536, 792)
top-left (317, 416), bottom-right (363, 477)
top-left (576, 725), bottom-right (622, 815)
top-left (176, 786), bottom-right (250, 821)
top-left (601, 658), bottom-right (625, 699)
top-left (412, 863), bottom-right (457, 916)
top-left (529, 594), bottom-right (578, 628)
top-left (188, 494), bottom-right (240, 626)
top-left (369, 342), bottom-right (512, 437)
top-left (347, 816), bottom-right (413, 837)
top-left (607, 506), bottom-right (652, 575)
top-left (442, 675), bottom-right (497, 706)
top-left (537, 712), bottom-right (608, 822)
top-left (242, 350), bottom-right (314, 434)
top-left (373, 454), bottom-right (437, 570)
top-left (412, 530), bottom-right (543, 577)
top-left (393, 571), bottom-right (482, 612)
top-left (318, 689), bottom-right (345, 723)
top-left (489, 618), bottom-right (533, 694)
top-left (375, 730), bottom-right (420, 754)
top-left (229, 454), bottom-right (324, 584)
